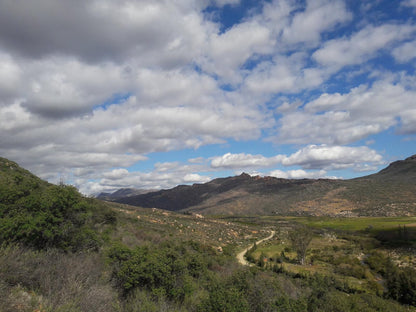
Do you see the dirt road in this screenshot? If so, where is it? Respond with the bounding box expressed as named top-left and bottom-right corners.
top-left (236, 230), bottom-right (276, 266)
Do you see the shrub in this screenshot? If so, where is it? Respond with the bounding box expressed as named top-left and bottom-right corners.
top-left (108, 240), bottom-right (214, 302)
top-left (0, 184), bottom-right (115, 251)
top-left (385, 263), bottom-right (416, 306)
top-left (0, 245), bottom-right (119, 311)
top-left (199, 281), bottom-right (249, 312)
top-left (364, 251), bottom-right (389, 274)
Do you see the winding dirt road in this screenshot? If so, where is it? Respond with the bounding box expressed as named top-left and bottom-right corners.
top-left (236, 230), bottom-right (276, 266)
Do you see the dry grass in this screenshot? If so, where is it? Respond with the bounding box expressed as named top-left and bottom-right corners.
top-left (0, 245), bottom-right (120, 312)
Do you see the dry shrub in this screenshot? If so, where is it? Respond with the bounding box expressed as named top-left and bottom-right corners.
top-left (0, 245), bottom-right (119, 311)
top-left (0, 282), bottom-right (45, 312)
top-left (123, 288), bottom-right (185, 312)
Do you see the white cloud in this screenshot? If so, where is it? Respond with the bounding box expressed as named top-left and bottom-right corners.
top-left (0, 52), bottom-right (21, 100)
top-left (0, 55), bottom-right (271, 184)
top-left (277, 78), bottom-right (416, 144)
top-left (313, 24), bottom-right (416, 69)
top-left (210, 145), bottom-right (384, 173)
top-left (0, 100), bottom-right (31, 131)
top-left (183, 173), bottom-right (211, 183)
top-left (392, 40), bottom-right (416, 63)
top-left (282, 0), bottom-right (352, 46)
top-left (244, 53), bottom-right (327, 94)
top-left (23, 57), bottom-right (125, 118)
top-left (201, 20), bottom-right (272, 84)
top-left (102, 168), bottom-right (129, 180)
top-left (212, 0), bottom-right (240, 7)
top-left (269, 169), bottom-right (328, 179)
top-left (399, 109), bottom-right (416, 134)
top-left (281, 145), bottom-right (384, 171)
top-left (402, 0), bottom-right (416, 8)
top-left (211, 152), bottom-right (284, 169)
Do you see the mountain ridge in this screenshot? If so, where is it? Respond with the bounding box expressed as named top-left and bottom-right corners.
top-left (97, 188), bottom-right (155, 201)
top-left (109, 155), bottom-right (416, 217)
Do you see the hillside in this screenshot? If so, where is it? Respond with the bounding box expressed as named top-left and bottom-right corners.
top-left (97, 188), bottom-right (154, 201)
top-left (110, 155), bottom-right (416, 216)
top-left (0, 157), bottom-right (116, 250)
top-left (362, 155), bottom-right (416, 182)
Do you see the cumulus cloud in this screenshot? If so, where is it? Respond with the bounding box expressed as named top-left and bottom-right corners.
top-left (0, 52), bottom-right (21, 101)
top-left (269, 169), bottom-right (328, 179)
top-left (313, 24), bottom-right (416, 69)
top-left (210, 145), bottom-right (383, 173)
top-left (211, 152), bottom-right (283, 169)
top-left (281, 145), bottom-right (384, 171)
top-left (392, 40), bottom-right (416, 63)
top-left (277, 78), bottom-right (416, 144)
top-left (201, 20), bottom-right (272, 83)
top-left (282, 0), bottom-right (352, 46)
top-left (102, 169), bottom-right (130, 180)
top-left (0, 0), bottom-right (213, 67)
top-left (0, 0), bottom-right (413, 194)
top-left (244, 53), bottom-right (327, 94)
top-left (183, 173), bottom-right (211, 183)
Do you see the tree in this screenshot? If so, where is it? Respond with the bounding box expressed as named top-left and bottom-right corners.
top-left (288, 225), bottom-right (313, 265)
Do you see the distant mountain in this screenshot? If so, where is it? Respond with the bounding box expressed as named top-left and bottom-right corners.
top-left (362, 155), bottom-right (416, 182)
top-left (112, 155), bottom-right (416, 217)
top-left (97, 188), bottom-right (154, 201)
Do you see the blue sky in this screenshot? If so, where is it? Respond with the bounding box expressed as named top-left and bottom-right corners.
top-left (0, 0), bottom-right (415, 194)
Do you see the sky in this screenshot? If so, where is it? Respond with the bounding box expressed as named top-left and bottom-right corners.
top-left (0, 0), bottom-right (415, 195)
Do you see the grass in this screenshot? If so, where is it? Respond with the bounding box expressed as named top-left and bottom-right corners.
top-left (265, 216), bottom-right (416, 232)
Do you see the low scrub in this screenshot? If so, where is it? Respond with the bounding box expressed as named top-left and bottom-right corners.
top-left (0, 245), bottom-right (119, 311)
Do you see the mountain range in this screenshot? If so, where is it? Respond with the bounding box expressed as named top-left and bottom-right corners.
top-left (97, 188), bottom-right (154, 201)
top-left (103, 155), bottom-right (416, 216)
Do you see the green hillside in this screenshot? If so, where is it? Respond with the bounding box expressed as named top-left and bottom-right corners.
top-left (0, 157), bottom-right (116, 251)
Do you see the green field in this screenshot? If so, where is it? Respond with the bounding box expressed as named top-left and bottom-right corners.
top-left (265, 216), bottom-right (416, 232)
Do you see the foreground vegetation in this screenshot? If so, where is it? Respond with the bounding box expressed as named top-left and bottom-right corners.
top-left (2, 206), bottom-right (416, 311)
top-left (1, 157), bottom-right (416, 311)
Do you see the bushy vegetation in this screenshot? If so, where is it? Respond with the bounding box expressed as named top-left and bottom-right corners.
top-left (0, 158), bottom-right (116, 251)
top-left (107, 240), bottom-right (214, 301)
top-left (0, 245), bottom-right (119, 311)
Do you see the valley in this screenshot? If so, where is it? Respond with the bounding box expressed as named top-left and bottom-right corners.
top-left (1, 156), bottom-right (416, 311)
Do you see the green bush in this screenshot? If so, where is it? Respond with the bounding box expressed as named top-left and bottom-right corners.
top-left (364, 251), bottom-right (389, 274)
top-left (385, 263), bottom-right (416, 306)
top-left (200, 282), bottom-right (249, 312)
top-left (0, 183), bottom-right (115, 251)
top-left (108, 240), bottom-right (214, 302)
